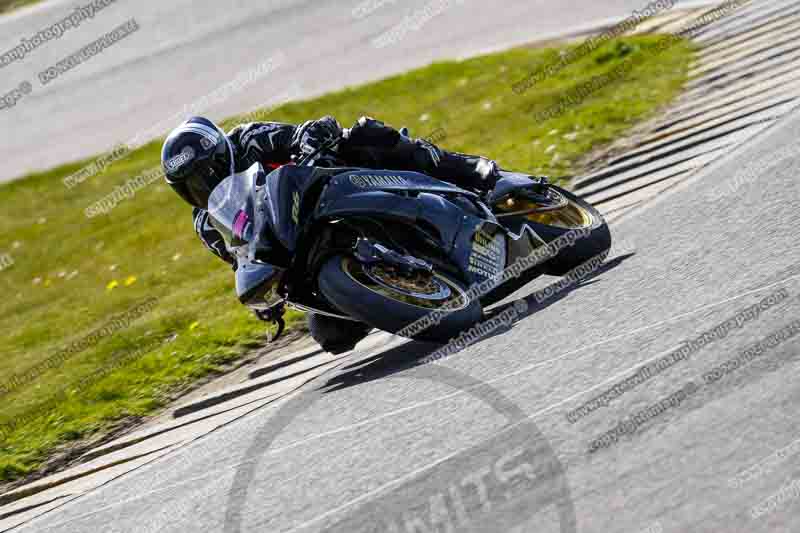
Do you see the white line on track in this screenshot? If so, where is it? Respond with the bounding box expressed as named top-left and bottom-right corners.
top-left (25, 272), bottom-right (800, 532)
top-left (265, 271), bottom-right (800, 455)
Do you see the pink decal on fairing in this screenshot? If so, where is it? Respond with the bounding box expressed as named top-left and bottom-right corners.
top-left (233, 210), bottom-right (249, 239)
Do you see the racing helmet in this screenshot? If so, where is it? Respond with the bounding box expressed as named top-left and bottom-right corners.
top-left (162, 117), bottom-right (234, 208)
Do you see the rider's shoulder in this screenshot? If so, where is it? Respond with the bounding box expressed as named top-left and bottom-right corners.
top-left (228, 121), bottom-right (294, 134)
top-left (229, 121), bottom-right (296, 144)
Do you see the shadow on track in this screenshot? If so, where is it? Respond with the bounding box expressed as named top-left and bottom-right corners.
top-left (323, 252), bottom-right (634, 394)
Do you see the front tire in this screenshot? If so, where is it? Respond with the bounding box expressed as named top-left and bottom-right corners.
top-left (317, 256), bottom-right (482, 342)
top-left (510, 186), bottom-right (611, 276)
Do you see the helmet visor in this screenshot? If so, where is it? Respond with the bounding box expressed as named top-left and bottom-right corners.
top-left (169, 179), bottom-right (206, 209)
top-left (176, 146), bottom-right (231, 208)
top-left (187, 172), bottom-right (217, 208)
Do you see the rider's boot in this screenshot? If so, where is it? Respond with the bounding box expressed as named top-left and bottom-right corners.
top-left (341, 117), bottom-right (500, 193)
top-left (307, 313), bottom-right (372, 354)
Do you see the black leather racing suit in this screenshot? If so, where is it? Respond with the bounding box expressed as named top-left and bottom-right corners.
top-left (194, 116), bottom-right (498, 353)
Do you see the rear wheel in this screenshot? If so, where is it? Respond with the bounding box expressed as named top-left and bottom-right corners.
top-left (494, 185), bottom-right (611, 276)
top-left (317, 256), bottom-right (482, 342)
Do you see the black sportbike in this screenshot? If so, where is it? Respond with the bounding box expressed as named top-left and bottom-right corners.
top-left (208, 136), bottom-right (611, 342)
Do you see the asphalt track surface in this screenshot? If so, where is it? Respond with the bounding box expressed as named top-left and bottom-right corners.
top-left (9, 73), bottom-right (800, 533)
top-left (6, 1), bottom-right (800, 532)
top-left (0, 0), bottom-right (701, 182)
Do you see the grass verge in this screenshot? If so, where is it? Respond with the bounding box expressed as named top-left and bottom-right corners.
top-left (0, 0), bottom-right (39, 15)
top-left (0, 34), bottom-right (694, 484)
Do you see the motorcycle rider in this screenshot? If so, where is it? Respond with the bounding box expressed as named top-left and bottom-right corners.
top-left (162, 115), bottom-right (501, 353)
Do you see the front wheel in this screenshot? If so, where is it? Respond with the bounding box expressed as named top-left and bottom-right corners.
top-left (495, 185), bottom-right (611, 276)
top-left (317, 256), bottom-right (482, 342)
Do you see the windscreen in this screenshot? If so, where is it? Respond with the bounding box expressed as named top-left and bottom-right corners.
top-left (207, 165), bottom-right (260, 246)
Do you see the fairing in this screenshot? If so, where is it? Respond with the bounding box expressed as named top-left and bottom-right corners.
top-left (316, 169), bottom-right (507, 284)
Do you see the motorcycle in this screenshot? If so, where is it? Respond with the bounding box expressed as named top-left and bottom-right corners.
top-left (207, 132), bottom-right (611, 343)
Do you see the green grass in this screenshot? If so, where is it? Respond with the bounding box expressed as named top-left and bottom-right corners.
top-left (0, 0), bottom-right (39, 15)
top-left (0, 35), bottom-right (694, 484)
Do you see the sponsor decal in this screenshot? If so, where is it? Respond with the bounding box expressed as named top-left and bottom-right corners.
top-left (468, 228), bottom-right (505, 278)
top-left (233, 210), bottom-right (250, 240)
top-left (349, 174), bottom-right (410, 188)
top-left (165, 146), bottom-right (195, 172)
top-left (291, 191), bottom-right (301, 225)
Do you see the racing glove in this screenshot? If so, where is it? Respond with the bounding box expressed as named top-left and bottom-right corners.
top-left (345, 116), bottom-right (401, 148)
top-left (291, 115), bottom-right (343, 156)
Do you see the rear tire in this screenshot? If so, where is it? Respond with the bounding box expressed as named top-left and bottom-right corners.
top-left (317, 255), bottom-right (482, 342)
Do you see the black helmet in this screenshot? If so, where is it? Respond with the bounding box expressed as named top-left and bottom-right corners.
top-left (162, 117), bottom-right (234, 208)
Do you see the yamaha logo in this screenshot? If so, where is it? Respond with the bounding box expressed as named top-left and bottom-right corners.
top-left (349, 174), bottom-right (409, 188)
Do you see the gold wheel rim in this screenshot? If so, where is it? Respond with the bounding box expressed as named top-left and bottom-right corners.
top-left (495, 194), bottom-right (593, 229)
top-left (342, 258), bottom-right (469, 311)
